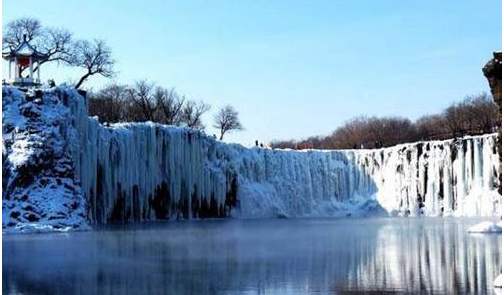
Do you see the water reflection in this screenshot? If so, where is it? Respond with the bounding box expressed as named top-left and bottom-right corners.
top-left (345, 219), bottom-right (501, 294)
top-left (3, 218), bottom-right (501, 294)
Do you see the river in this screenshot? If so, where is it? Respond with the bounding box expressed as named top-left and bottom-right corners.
top-left (3, 217), bottom-right (501, 294)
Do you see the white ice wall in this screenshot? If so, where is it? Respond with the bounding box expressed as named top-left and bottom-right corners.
top-left (349, 136), bottom-right (501, 217)
top-left (65, 90), bottom-right (501, 223)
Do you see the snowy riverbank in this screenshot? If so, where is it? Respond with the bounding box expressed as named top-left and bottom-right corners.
top-left (467, 221), bottom-right (502, 233)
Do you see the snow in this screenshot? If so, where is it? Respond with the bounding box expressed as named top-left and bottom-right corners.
top-left (68, 85), bottom-right (501, 222)
top-left (495, 274), bottom-right (502, 288)
top-left (2, 85), bottom-right (503, 231)
top-left (16, 42), bottom-right (36, 56)
top-left (467, 221), bottom-right (502, 233)
top-left (3, 86), bottom-right (89, 233)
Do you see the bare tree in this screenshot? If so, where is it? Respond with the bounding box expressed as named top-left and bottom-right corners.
top-left (86, 81), bottom-right (215, 128)
top-left (329, 116), bottom-right (371, 149)
top-left (444, 103), bottom-right (467, 138)
top-left (464, 93), bottom-right (499, 134)
top-left (88, 83), bottom-right (127, 123)
top-left (35, 28), bottom-right (73, 71)
top-left (154, 87), bottom-right (185, 125)
top-left (181, 101), bottom-right (211, 130)
top-left (3, 17), bottom-right (42, 50)
top-left (213, 105), bottom-right (244, 140)
top-left (3, 18), bottom-right (73, 75)
top-left (125, 81), bottom-right (157, 121)
top-left (271, 139), bottom-right (297, 149)
top-left (72, 39), bottom-right (115, 89)
top-left (415, 114), bottom-right (448, 140)
top-left (270, 92), bottom-right (499, 150)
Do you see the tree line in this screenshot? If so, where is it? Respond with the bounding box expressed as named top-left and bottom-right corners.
top-left (4, 17), bottom-right (244, 140)
top-left (5, 18), bottom-right (497, 147)
top-left (271, 93), bottom-right (500, 150)
top-left (88, 81), bottom-right (243, 139)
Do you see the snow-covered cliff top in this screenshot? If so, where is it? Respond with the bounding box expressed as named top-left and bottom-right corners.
top-left (3, 86), bottom-right (89, 232)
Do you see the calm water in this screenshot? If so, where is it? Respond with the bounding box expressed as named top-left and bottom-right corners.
top-left (3, 218), bottom-right (502, 295)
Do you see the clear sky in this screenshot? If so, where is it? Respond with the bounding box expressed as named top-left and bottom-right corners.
top-left (3, 1), bottom-right (502, 146)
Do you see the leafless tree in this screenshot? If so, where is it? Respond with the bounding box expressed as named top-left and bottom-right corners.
top-left (35, 28), bottom-right (73, 70)
top-left (213, 105), bottom-right (244, 140)
top-left (270, 139), bottom-right (297, 149)
top-left (86, 81), bottom-right (214, 128)
top-left (443, 93), bottom-right (500, 138)
top-left (444, 102), bottom-right (468, 138)
top-left (272, 116), bottom-right (418, 150)
top-left (2, 17), bottom-right (42, 49)
top-left (415, 114), bottom-right (448, 140)
top-left (3, 18), bottom-right (73, 75)
top-left (464, 93), bottom-right (499, 134)
top-left (125, 81), bottom-right (157, 121)
top-left (181, 101), bottom-right (210, 130)
top-left (88, 83), bottom-right (127, 123)
top-left (329, 116), bottom-right (371, 149)
top-left (271, 91), bottom-right (499, 150)
top-left (154, 87), bottom-right (185, 125)
top-left (71, 39), bottom-right (115, 89)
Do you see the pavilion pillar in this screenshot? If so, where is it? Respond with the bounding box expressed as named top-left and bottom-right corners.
top-left (14, 57), bottom-right (18, 78)
top-left (29, 57), bottom-right (33, 80)
top-left (37, 63), bottom-right (40, 82)
top-left (8, 60), bottom-right (11, 80)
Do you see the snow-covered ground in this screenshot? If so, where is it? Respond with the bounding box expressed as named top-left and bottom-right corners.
top-left (2, 86), bottom-right (502, 231)
top-left (495, 274), bottom-right (502, 288)
top-left (467, 221), bottom-right (502, 233)
top-left (3, 86), bottom-right (89, 232)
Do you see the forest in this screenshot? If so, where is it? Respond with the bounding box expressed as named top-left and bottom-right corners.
top-left (270, 93), bottom-right (499, 149)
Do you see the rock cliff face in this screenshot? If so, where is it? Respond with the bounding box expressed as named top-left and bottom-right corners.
top-left (483, 52), bottom-right (502, 109)
top-left (483, 51), bottom-right (502, 193)
top-left (2, 86), bottom-right (88, 232)
top-left (2, 86), bottom-right (502, 231)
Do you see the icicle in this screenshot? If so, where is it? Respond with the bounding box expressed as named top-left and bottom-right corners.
top-left (60, 87), bottom-right (501, 221)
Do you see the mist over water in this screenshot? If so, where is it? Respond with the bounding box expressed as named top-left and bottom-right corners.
top-left (3, 218), bottom-right (501, 294)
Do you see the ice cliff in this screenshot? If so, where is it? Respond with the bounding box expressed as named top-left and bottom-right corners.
top-left (2, 86), bottom-right (502, 230)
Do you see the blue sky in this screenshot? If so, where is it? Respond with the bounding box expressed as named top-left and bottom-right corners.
top-left (3, 1), bottom-right (501, 145)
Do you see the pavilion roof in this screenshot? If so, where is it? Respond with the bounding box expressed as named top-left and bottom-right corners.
top-left (2, 35), bottom-right (48, 61)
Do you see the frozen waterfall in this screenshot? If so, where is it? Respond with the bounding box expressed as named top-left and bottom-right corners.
top-left (65, 89), bottom-right (501, 223)
top-left (3, 86), bottom-right (501, 229)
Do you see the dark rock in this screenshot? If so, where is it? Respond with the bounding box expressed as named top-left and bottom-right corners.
top-left (15, 194), bottom-right (29, 201)
top-left (22, 204), bottom-right (35, 212)
top-left (20, 105), bottom-right (41, 118)
top-left (483, 52), bottom-right (502, 107)
top-left (483, 52), bottom-right (502, 194)
top-left (63, 183), bottom-right (74, 191)
top-left (277, 213), bottom-right (289, 219)
top-left (23, 212), bottom-right (40, 222)
top-left (35, 90), bottom-right (43, 98)
top-left (70, 201), bottom-right (79, 210)
top-left (4, 123), bottom-right (14, 133)
top-left (48, 215), bottom-right (64, 220)
top-left (39, 178), bottom-right (49, 186)
top-left (10, 211), bottom-right (21, 219)
top-left (25, 93), bottom-right (35, 102)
